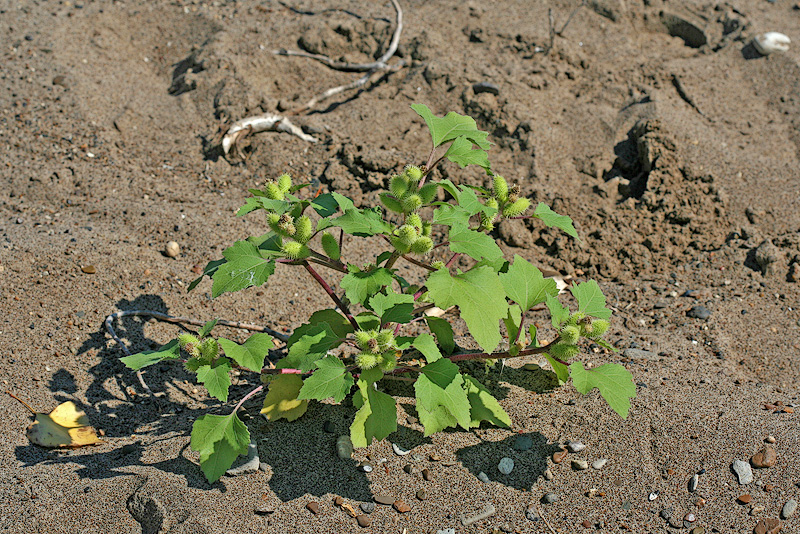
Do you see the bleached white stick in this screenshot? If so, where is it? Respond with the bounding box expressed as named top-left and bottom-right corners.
top-left (222, 114), bottom-right (317, 157)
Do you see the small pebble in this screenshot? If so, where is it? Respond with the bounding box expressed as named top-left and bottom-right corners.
top-left (498, 457), bottom-right (514, 475)
top-left (393, 500), bottom-right (411, 513)
top-left (333, 496), bottom-right (344, 506)
top-left (356, 515), bottom-right (371, 528)
top-left (766, 435), bottom-right (776, 444)
top-left (567, 440), bottom-right (586, 453)
top-left (323, 421), bottom-right (335, 433)
top-left (360, 502), bottom-right (375, 514)
top-left (478, 471), bottom-right (490, 483)
top-left (737, 494), bottom-right (752, 504)
top-left (754, 518), bottom-right (782, 534)
top-left (543, 469), bottom-right (554, 480)
top-left (472, 81), bottom-right (500, 95)
top-left (374, 495), bottom-right (394, 505)
top-left (358, 462), bottom-right (373, 473)
top-left (336, 435), bottom-right (354, 459)
top-left (591, 459), bottom-right (608, 470)
top-left (752, 445), bottom-right (777, 468)
top-left (165, 241), bottom-right (180, 257)
top-left (732, 459), bottom-right (754, 484)
top-left (687, 305), bottom-right (711, 320)
top-left (542, 493), bottom-right (558, 504)
top-left (411, 453), bottom-right (424, 462)
top-left (572, 459), bottom-right (589, 470)
top-left (648, 491), bottom-right (659, 501)
top-left (660, 508), bottom-right (673, 520)
top-left (120, 444), bottom-right (137, 455)
top-left (416, 489), bottom-right (427, 500)
top-left (782, 499), bottom-right (797, 519)
top-left (622, 501), bottom-right (632, 510)
top-left (552, 450), bottom-right (567, 464)
top-left (683, 513), bottom-right (696, 527)
top-left (254, 506), bottom-right (274, 515)
top-left (392, 442), bottom-right (411, 456)
top-left (403, 464), bottom-right (413, 474)
top-left (581, 519), bottom-right (592, 528)
top-left (81, 265), bottom-right (96, 274)
top-left (429, 453), bottom-right (442, 461)
top-left (525, 504), bottom-right (539, 521)
top-left (514, 434), bottom-right (533, 451)
top-left (422, 468), bottom-right (432, 481)
top-left (689, 473), bottom-right (699, 492)
top-left (690, 528), bottom-right (705, 534)
top-left (436, 530), bottom-right (456, 534)
top-left (306, 501), bottom-right (320, 514)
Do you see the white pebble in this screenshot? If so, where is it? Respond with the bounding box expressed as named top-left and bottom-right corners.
top-left (165, 241), bottom-right (180, 257)
top-left (753, 32), bottom-right (790, 55)
top-left (567, 440), bottom-right (586, 453)
top-left (591, 459), bottom-right (608, 470)
top-left (391, 442), bottom-right (411, 456)
top-left (498, 457), bottom-right (514, 475)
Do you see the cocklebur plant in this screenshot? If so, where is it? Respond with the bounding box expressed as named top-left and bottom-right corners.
top-left (121, 104), bottom-right (636, 483)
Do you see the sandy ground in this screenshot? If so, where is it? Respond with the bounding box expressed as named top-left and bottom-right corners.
top-left (1, 0), bottom-right (799, 532)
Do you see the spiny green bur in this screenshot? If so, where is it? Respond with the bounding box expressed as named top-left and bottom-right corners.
top-left (124, 104), bottom-right (635, 483)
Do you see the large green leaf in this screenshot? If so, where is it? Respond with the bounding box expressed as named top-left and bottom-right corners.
top-left (570, 362), bottom-right (636, 418)
top-left (287, 310), bottom-right (354, 348)
top-left (211, 240), bottom-right (276, 298)
top-left (416, 403), bottom-right (457, 436)
top-left (369, 292), bottom-right (415, 325)
top-left (196, 357), bottom-right (232, 402)
top-left (426, 267), bottom-right (507, 352)
top-left (570, 280), bottom-right (612, 319)
top-left (545, 354), bottom-right (569, 384)
top-left (190, 413), bottom-right (250, 483)
top-left (432, 204), bottom-right (472, 227)
top-left (218, 333), bottom-right (274, 372)
top-left (448, 223), bottom-right (503, 262)
top-left (414, 358), bottom-right (471, 434)
top-left (443, 136), bottom-right (491, 171)
top-left (503, 304), bottom-right (522, 345)
top-left (236, 197), bottom-right (291, 217)
top-left (533, 202), bottom-right (579, 240)
top-left (320, 207), bottom-right (391, 237)
top-left (187, 259), bottom-right (226, 292)
top-left (340, 266), bottom-right (394, 305)
top-left (350, 368), bottom-right (397, 447)
top-left (120, 339), bottom-right (181, 370)
top-left (261, 374), bottom-right (308, 421)
top-left (463, 375), bottom-right (511, 428)
top-left (297, 355), bottom-right (353, 403)
top-left (410, 104), bottom-right (491, 149)
top-left (425, 316), bottom-right (455, 355)
top-left (277, 323), bottom-right (341, 371)
top-left (412, 333), bottom-right (442, 363)
top-left (546, 294), bottom-right (570, 328)
top-left (499, 255), bottom-right (558, 311)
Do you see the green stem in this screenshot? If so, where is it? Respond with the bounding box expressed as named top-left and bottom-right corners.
top-left (384, 250), bottom-right (402, 269)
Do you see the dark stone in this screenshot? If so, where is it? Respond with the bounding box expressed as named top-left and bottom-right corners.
top-left (472, 82), bottom-right (500, 95)
top-left (687, 306), bottom-right (712, 320)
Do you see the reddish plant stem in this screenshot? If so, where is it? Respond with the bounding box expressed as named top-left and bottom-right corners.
top-left (233, 385), bottom-right (263, 413)
top-left (412, 303), bottom-right (435, 315)
top-left (261, 367), bottom-right (304, 374)
top-left (445, 253), bottom-right (460, 267)
top-left (413, 287), bottom-right (426, 300)
top-left (401, 254), bottom-right (436, 271)
top-left (513, 317), bottom-right (525, 345)
top-left (302, 261), bottom-right (360, 331)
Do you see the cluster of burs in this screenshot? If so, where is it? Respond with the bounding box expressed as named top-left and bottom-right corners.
top-left (353, 328), bottom-right (400, 372)
top-left (552, 313), bottom-right (609, 360)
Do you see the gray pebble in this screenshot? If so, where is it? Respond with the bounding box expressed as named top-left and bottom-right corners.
top-left (591, 459), bottom-right (608, 470)
top-left (525, 504), bottom-right (539, 521)
top-left (360, 502), bottom-right (375, 514)
top-left (782, 499), bottom-right (797, 519)
top-left (660, 507), bottom-right (673, 520)
top-left (514, 435), bottom-right (534, 451)
top-left (472, 82), bottom-right (500, 95)
top-left (732, 459), bottom-right (753, 484)
top-left (435, 530), bottom-right (456, 534)
top-left (226, 440), bottom-right (260, 476)
top-left (572, 459), bottom-right (589, 470)
top-left (542, 493), bottom-right (558, 504)
top-left (478, 471), bottom-right (490, 483)
top-left (688, 473), bottom-right (699, 492)
top-left (687, 306), bottom-right (712, 320)
top-left (323, 420), bottom-right (335, 433)
top-left (623, 348), bottom-right (658, 360)
top-left (411, 453), bottom-right (424, 462)
top-left (567, 440), bottom-right (586, 453)
top-left (498, 457), bottom-right (514, 475)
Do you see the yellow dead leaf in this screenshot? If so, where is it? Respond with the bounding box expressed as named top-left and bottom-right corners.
top-left (8, 392), bottom-right (101, 448)
top-left (260, 374), bottom-right (308, 422)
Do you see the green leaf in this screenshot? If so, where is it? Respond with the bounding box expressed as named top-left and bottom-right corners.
top-left (187, 259), bottom-right (226, 292)
top-left (120, 339), bottom-right (181, 370)
top-left (570, 280), bottom-right (612, 320)
top-left (190, 413), bottom-right (250, 483)
top-left (448, 223), bottom-right (503, 262)
top-left (416, 403), bottom-right (457, 435)
top-left (443, 136), bottom-right (491, 171)
top-left (236, 197), bottom-right (291, 216)
top-left (278, 323), bottom-right (341, 372)
top-left (331, 192), bottom-right (356, 212)
top-left (436, 179), bottom-right (461, 201)
top-left (503, 304), bottom-right (522, 344)
top-left (412, 333), bottom-right (442, 363)
top-left (414, 358), bottom-right (471, 434)
top-left (499, 255), bottom-right (559, 311)
top-left (432, 204), bottom-right (471, 227)
top-left (341, 266), bottom-right (394, 306)
top-left (545, 354), bottom-right (569, 384)
top-left (570, 362), bottom-right (636, 419)
top-left (595, 338), bottom-right (618, 352)
top-left (218, 333), bottom-right (274, 372)
top-left (425, 316), bottom-right (455, 355)
top-left (426, 267), bottom-right (507, 352)
top-left (310, 193), bottom-right (339, 217)
top-left (261, 374), bottom-right (308, 421)
top-left (533, 202), bottom-right (579, 240)
top-left (355, 312), bottom-right (381, 331)
top-left (297, 355), bottom-right (354, 403)
top-left (410, 104), bottom-right (491, 149)
top-left (196, 357), bottom-right (232, 402)
top-left (350, 368), bottom-right (397, 447)
top-left (288, 310), bottom-right (354, 348)
top-left (369, 292), bottom-right (415, 325)
top-left (322, 207), bottom-right (391, 237)
top-left (198, 319), bottom-right (218, 339)
top-left (456, 187), bottom-right (488, 216)
top-left (463, 375), bottom-right (511, 428)
top-left (211, 240), bottom-right (276, 298)
top-left (546, 294), bottom-right (570, 328)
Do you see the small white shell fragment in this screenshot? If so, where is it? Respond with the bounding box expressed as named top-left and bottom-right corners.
top-left (753, 32), bottom-right (791, 55)
top-left (165, 241), bottom-right (180, 257)
top-left (648, 491), bottom-right (659, 501)
top-left (498, 457), bottom-right (514, 475)
top-left (391, 442), bottom-right (411, 456)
